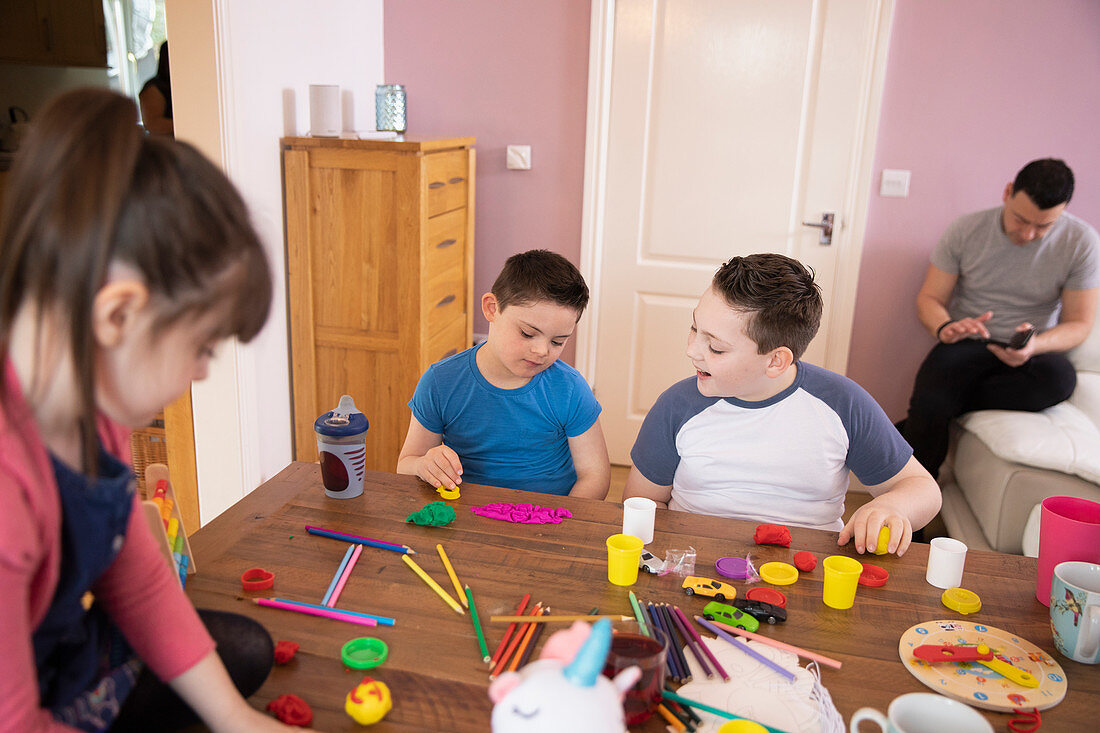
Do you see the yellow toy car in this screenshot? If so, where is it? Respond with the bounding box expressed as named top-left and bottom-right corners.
top-left (681, 575), bottom-right (736, 602)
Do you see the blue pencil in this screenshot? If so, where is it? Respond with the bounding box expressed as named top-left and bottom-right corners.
top-left (646, 602), bottom-right (682, 682)
top-left (272, 597), bottom-right (396, 626)
top-left (321, 544), bottom-right (355, 605)
top-left (306, 525), bottom-right (415, 554)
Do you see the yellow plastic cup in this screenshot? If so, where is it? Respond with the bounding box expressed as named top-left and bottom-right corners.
top-left (822, 555), bottom-right (863, 609)
top-left (719, 721), bottom-right (768, 733)
top-left (606, 533), bottom-right (644, 586)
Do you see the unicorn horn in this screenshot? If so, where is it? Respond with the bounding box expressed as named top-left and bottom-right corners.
top-left (562, 618), bottom-right (612, 687)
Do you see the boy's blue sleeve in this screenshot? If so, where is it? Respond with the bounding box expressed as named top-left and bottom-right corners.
top-left (407, 366), bottom-right (444, 434)
top-left (563, 374), bottom-right (602, 438)
top-left (629, 385), bottom-right (685, 486)
top-left (843, 385), bottom-right (913, 487)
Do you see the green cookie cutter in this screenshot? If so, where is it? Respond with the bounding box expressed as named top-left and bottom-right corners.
top-left (341, 637), bottom-right (389, 670)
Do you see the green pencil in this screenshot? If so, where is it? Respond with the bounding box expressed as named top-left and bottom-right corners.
top-left (628, 590), bottom-right (650, 637)
top-left (465, 585), bottom-right (490, 663)
top-left (660, 689), bottom-right (791, 733)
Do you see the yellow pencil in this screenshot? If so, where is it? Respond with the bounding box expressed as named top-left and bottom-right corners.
top-left (436, 543), bottom-right (468, 608)
top-left (402, 553), bottom-right (465, 615)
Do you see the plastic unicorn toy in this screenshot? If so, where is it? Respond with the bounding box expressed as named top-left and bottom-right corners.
top-left (488, 618), bottom-right (641, 733)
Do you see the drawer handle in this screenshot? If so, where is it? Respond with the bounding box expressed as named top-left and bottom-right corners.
top-left (436, 294), bottom-right (457, 308)
top-left (429, 181), bottom-right (446, 189)
top-left (448, 177), bottom-right (465, 184)
top-left (442, 348), bottom-right (458, 359)
top-left (436, 238), bottom-right (458, 249)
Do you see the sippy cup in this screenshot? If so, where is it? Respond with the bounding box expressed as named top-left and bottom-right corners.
top-left (314, 395), bottom-right (369, 499)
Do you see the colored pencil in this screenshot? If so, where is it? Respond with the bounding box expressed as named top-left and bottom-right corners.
top-left (401, 554), bottom-right (465, 615)
top-left (667, 604), bottom-right (713, 678)
top-left (660, 689), bottom-right (791, 733)
top-left (437, 544), bottom-right (467, 608)
top-left (254, 598), bottom-right (377, 627)
top-left (657, 703), bottom-right (686, 731)
top-left (659, 604), bottom-right (692, 681)
top-left (491, 602), bottom-right (542, 678)
top-left (694, 616), bottom-right (796, 682)
top-left (646, 603), bottom-right (682, 682)
top-left (489, 594), bottom-right (530, 668)
top-left (509, 607), bottom-right (548, 672)
top-left (326, 543), bottom-right (362, 607)
top-left (465, 585), bottom-right (490, 663)
top-left (664, 697), bottom-right (701, 728)
top-left (672, 605), bottom-right (729, 681)
top-left (515, 608), bottom-right (549, 669)
top-left (704, 619), bottom-right (842, 669)
top-left (628, 590), bottom-right (650, 637)
top-left (306, 525), bottom-right (415, 554)
top-left (488, 614), bottom-right (632, 623)
top-left (271, 597), bottom-right (395, 626)
top-left (321, 544), bottom-right (356, 605)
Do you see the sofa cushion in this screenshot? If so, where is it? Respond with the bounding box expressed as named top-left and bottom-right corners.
top-left (958, 401), bottom-right (1100, 485)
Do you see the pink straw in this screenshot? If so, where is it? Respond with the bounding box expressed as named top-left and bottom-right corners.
top-left (326, 543), bottom-right (362, 607)
top-left (704, 617), bottom-right (842, 669)
top-left (255, 597), bottom-right (377, 626)
top-left (672, 605), bottom-right (730, 681)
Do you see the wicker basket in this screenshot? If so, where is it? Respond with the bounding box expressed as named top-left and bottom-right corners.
top-left (131, 425), bottom-right (168, 499)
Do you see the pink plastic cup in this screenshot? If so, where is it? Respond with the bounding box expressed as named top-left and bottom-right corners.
top-left (1036, 496), bottom-right (1100, 606)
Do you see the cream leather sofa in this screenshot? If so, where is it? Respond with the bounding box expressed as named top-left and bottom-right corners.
top-left (939, 320), bottom-right (1100, 554)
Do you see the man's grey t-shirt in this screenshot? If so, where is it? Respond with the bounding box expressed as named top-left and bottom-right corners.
top-left (931, 207), bottom-right (1100, 342)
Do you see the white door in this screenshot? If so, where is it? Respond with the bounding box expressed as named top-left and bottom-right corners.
top-left (580, 0), bottom-right (893, 462)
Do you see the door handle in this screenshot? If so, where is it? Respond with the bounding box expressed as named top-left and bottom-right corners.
top-left (801, 212), bottom-right (835, 245)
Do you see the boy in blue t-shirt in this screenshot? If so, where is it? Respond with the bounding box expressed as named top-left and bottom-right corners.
top-left (624, 254), bottom-right (941, 556)
top-left (398, 250), bottom-right (610, 498)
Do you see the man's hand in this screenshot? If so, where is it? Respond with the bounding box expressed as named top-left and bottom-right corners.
top-left (414, 445), bottom-right (464, 489)
top-left (838, 499), bottom-right (914, 557)
top-left (938, 311), bottom-right (993, 343)
top-left (987, 323), bottom-right (1036, 366)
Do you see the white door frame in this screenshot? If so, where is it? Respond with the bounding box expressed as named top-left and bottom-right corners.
top-left (576, 0), bottom-right (896, 389)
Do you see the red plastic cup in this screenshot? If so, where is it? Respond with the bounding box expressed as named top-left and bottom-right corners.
top-left (1036, 496), bottom-right (1100, 606)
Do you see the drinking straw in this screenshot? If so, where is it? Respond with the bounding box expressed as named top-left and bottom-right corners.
top-left (658, 603), bottom-right (693, 681)
top-left (401, 554), bottom-right (464, 615)
top-left (515, 608), bottom-right (549, 669)
top-left (703, 619), bottom-right (842, 669)
top-left (660, 689), bottom-right (791, 733)
top-left (646, 602), bottom-right (682, 682)
top-left (488, 614), bottom-right (631, 623)
top-left (489, 594), bottom-right (530, 668)
top-left (628, 590), bottom-right (650, 637)
top-left (254, 598), bottom-right (377, 627)
top-left (694, 616), bottom-right (796, 682)
top-left (437, 544), bottom-right (468, 607)
top-left (672, 605), bottom-right (729, 681)
top-left (272, 597), bottom-right (395, 626)
top-left (465, 585), bottom-right (490, 663)
top-left (666, 603), bottom-right (713, 678)
top-left (306, 525), bottom-right (415, 554)
top-left (321, 544), bottom-right (356, 605)
top-left (491, 602), bottom-right (542, 678)
top-left (326, 543), bottom-right (362, 607)
top-left (509, 607), bottom-right (548, 672)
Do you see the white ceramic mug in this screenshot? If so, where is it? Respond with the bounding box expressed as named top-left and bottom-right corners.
top-left (849, 693), bottom-right (992, 733)
top-left (1050, 561), bottom-right (1100, 663)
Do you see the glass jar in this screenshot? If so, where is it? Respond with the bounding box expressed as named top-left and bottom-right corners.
top-left (375, 84), bottom-right (407, 133)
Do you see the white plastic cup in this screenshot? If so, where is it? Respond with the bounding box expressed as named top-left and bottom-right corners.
top-left (926, 537), bottom-right (967, 589)
top-left (622, 497), bottom-right (657, 545)
top-left (309, 84), bottom-right (340, 137)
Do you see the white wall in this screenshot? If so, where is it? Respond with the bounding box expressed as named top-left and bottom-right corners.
top-left (166, 0), bottom-right (385, 523)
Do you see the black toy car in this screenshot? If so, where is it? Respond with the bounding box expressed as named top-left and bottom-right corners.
top-left (731, 598), bottom-right (787, 624)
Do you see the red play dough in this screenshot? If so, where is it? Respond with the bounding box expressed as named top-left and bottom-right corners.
top-left (266, 694), bottom-right (313, 726)
top-left (274, 640), bottom-right (300, 664)
top-left (793, 551), bottom-right (817, 572)
top-left (753, 524), bottom-right (792, 547)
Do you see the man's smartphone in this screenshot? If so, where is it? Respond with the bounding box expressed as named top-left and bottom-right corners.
top-left (987, 328), bottom-right (1035, 350)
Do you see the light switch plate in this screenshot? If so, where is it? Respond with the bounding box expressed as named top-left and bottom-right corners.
top-left (506, 145), bottom-right (532, 170)
top-left (880, 169), bottom-right (911, 197)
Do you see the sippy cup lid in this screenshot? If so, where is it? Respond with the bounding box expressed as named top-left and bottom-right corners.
top-left (314, 395), bottom-right (369, 436)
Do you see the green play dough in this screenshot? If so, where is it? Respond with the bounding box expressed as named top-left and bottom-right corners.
top-left (406, 500), bottom-right (456, 527)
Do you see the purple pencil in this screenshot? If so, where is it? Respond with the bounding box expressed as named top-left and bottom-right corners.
top-left (667, 604), bottom-right (713, 678)
top-left (695, 615), bottom-right (796, 682)
top-left (673, 605), bottom-right (730, 681)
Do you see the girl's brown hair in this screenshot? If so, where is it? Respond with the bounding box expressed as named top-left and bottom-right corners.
top-left (0, 88), bottom-right (271, 474)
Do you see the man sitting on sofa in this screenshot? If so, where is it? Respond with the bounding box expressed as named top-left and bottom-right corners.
top-left (899, 158), bottom-right (1100, 482)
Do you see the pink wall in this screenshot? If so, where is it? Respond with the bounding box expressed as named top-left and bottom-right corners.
top-left (848, 0), bottom-right (1100, 418)
top-left (384, 0), bottom-right (592, 362)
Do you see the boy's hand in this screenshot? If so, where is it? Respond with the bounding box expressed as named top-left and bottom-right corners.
top-left (415, 445), bottom-right (463, 489)
top-left (838, 500), bottom-right (913, 557)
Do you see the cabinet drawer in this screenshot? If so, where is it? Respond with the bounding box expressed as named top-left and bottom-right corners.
top-left (424, 268), bottom-right (466, 335)
top-left (425, 150), bottom-right (468, 217)
top-left (422, 314), bottom-right (468, 371)
top-left (425, 208), bottom-right (466, 276)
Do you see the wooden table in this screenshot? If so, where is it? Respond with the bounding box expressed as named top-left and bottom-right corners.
top-left (186, 463), bottom-right (1098, 731)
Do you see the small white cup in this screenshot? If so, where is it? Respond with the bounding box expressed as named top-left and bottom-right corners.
top-left (926, 537), bottom-right (967, 589)
top-left (849, 692), bottom-right (992, 733)
top-left (622, 497), bottom-right (657, 545)
top-left (308, 84), bottom-right (340, 137)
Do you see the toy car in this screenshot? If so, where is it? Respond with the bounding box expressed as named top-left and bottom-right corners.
top-left (638, 550), bottom-right (664, 575)
top-left (731, 598), bottom-right (787, 625)
top-left (701, 601), bottom-right (759, 633)
top-left (681, 575), bottom-right (736, 601)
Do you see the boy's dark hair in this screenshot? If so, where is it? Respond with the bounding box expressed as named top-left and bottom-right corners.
top-left (711, 253), bottom-right (822, 361)
top-left (1012, 158), bottom-right (1074, 209)
top-left (491, 249), bottom-right (589, 315)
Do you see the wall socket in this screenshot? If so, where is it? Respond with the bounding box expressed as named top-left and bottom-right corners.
top-left (506, 145), bottom-right (532, 170)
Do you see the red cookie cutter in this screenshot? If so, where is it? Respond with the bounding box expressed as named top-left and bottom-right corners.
top-left (241, 567), bottom-right (275, 591)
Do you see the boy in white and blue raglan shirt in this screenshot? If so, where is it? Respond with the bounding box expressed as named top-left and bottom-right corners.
top-left (398, 250), bottom-right (610, 498)
top-left (625, 254), bottom-right (941, 556)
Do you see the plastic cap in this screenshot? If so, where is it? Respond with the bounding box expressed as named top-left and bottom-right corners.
top-left (941, 587), bottom-right (982, 615)
top-left (315, 394), bottom-right (369, 436)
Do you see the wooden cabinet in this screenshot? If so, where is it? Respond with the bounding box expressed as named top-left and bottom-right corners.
top-left (0, 0), bottom-right (107, 67)
top-left (282, 136), bottom-right (475, 471)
